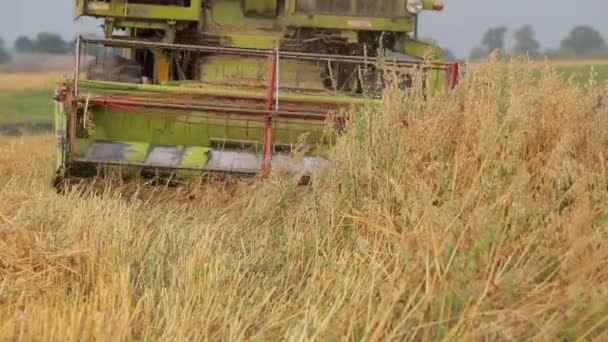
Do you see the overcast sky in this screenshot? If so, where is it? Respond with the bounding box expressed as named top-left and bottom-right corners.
top-left (1, 1), bottom-right (607, 58)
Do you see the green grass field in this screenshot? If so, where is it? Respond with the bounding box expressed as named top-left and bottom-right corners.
top-left (0, 89), bottom-right (54, 124)
top-left (556, 63), bottom-right (608, 84)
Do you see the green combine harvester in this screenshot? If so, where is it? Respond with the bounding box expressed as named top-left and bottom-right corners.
top-left (55, 0), bottom-right (458, 182)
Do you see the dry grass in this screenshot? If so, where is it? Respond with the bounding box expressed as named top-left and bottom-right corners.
top-left (1, 59), bottom-right (608, 340)
top-left (0, 71), bottom-right (71, 91)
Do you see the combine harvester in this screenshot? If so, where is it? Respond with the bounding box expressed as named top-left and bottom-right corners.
top-left (55, 0), bottom-right (459, 182)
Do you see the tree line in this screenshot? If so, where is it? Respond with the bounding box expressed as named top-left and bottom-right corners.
top-left (469, 25), bottom-right (607, 61)
top-left (0, 33), bottom-right (76, 64)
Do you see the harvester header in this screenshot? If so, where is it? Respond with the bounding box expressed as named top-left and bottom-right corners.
top-left (54, 0), bottom-right (458, 182)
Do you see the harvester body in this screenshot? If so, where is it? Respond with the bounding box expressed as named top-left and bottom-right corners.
top-left (56, 0), bottom-right (457, 181)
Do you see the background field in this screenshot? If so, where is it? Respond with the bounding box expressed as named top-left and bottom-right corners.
top-left (1, 60), bottom-right (607, 126)
top-left (0, 89), bottom-right (54, 124)
top-left (0, 71), bottom-right (68, 129)
top-left (0, 71), bottom-right (70, 91)
top-left (553, 60), bottom-right (608, 84)
top-left (0, 59), bottom-right (607, 340)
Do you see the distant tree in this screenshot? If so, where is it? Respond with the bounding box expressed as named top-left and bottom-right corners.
top-left (481, 27), bottom-right (508, 52)
top-left (442, 49), bottom-right (456, 61)
top-left (560, 26), bottom-right (606, 57)
top-left (469, 46), bottom-right (487, 61)
top-left (0, 38), bottom-right (10, 64)
top-left (66, 38), bottom-right (77, 53)
top-left (33, 33), bottom-right (67, 54)
top-left (14, 36), bottom-right (34, 53)
top-left (512, 25), bottom-right (540, 58)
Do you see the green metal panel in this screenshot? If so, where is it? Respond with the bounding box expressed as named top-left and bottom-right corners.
top-left (82, 105), bottom-right (324, 149)
top-left (81, 0), bottom-right (202, 21)
top-left (177, 146), bottom-right (210, 177)
top-left (403, 38), bottom-right (443, 60)
top-left (243, 0), bottom-right (278, 16)
top-left (291, 0), bottom-right (409, 17)
top-left (398, 38), bottom-right (446, 93)
top-left (122, 142), bottom-right (149, 162)
top-left (218, 33), bottom-right (282, 49)
top-left (284, 0), bottom-right (415, 31)
top-left (110, 19), bottom-right (170, 30)
top-left (199, 56), bottom-right (325, 90)
top-left (207, 1), bottom-right (278, 30)
top-left (181, 147), bottom-right (210, 168)
top-left (285, 14), bottom-right (414, 31)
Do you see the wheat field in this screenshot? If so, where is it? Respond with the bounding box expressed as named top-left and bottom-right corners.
top-left (0, 71), bottom-right (71, 91)
top-left (1, 59), bottom-right (607, 340)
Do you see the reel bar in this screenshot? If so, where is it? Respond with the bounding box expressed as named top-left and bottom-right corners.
top-left (79, 36), bottom-right (457, 71)
top-left (82, 96), bottom-right (335, 120)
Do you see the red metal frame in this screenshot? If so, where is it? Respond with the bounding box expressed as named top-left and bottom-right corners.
top-left (444, 61), bottom-right (460, 90)
top-left (262, 50), bottom-right (278, 173)
top-left (68, 103), bottom-right (77, 163)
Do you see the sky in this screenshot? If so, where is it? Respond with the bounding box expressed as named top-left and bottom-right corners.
top-left (1, 0), bottom-right (607, 58)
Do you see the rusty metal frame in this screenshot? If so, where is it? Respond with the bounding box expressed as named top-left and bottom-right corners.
top-left (262, 49), bottom-right (279, 172)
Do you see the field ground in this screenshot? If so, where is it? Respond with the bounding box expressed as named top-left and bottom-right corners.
top-left (0, 89), bottom-right (54, 125)
top-left (470, 59), bottom-right (608, 84)
top-left (0, 71), bottom-right (70, 91)
top-left (0, 59), bottom-right (607, 340)
top-left (555, 63), bottom-right (608, 84)
top-left (0, 71), bottom-right (68, 127)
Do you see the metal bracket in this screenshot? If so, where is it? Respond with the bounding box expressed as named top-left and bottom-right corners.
top-left (103, 18), bottom-right (116, 39)
top-left (164, 20), bottom-right (177, 43)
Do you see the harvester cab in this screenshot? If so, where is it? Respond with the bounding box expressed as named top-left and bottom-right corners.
top-left (56, 0), bottom-right (459, 182)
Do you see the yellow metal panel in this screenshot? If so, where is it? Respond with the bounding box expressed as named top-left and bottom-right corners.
top-left (243, 0), bottom-right (278, 16)
top-left (154, 55), bottom-right (170, 84)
